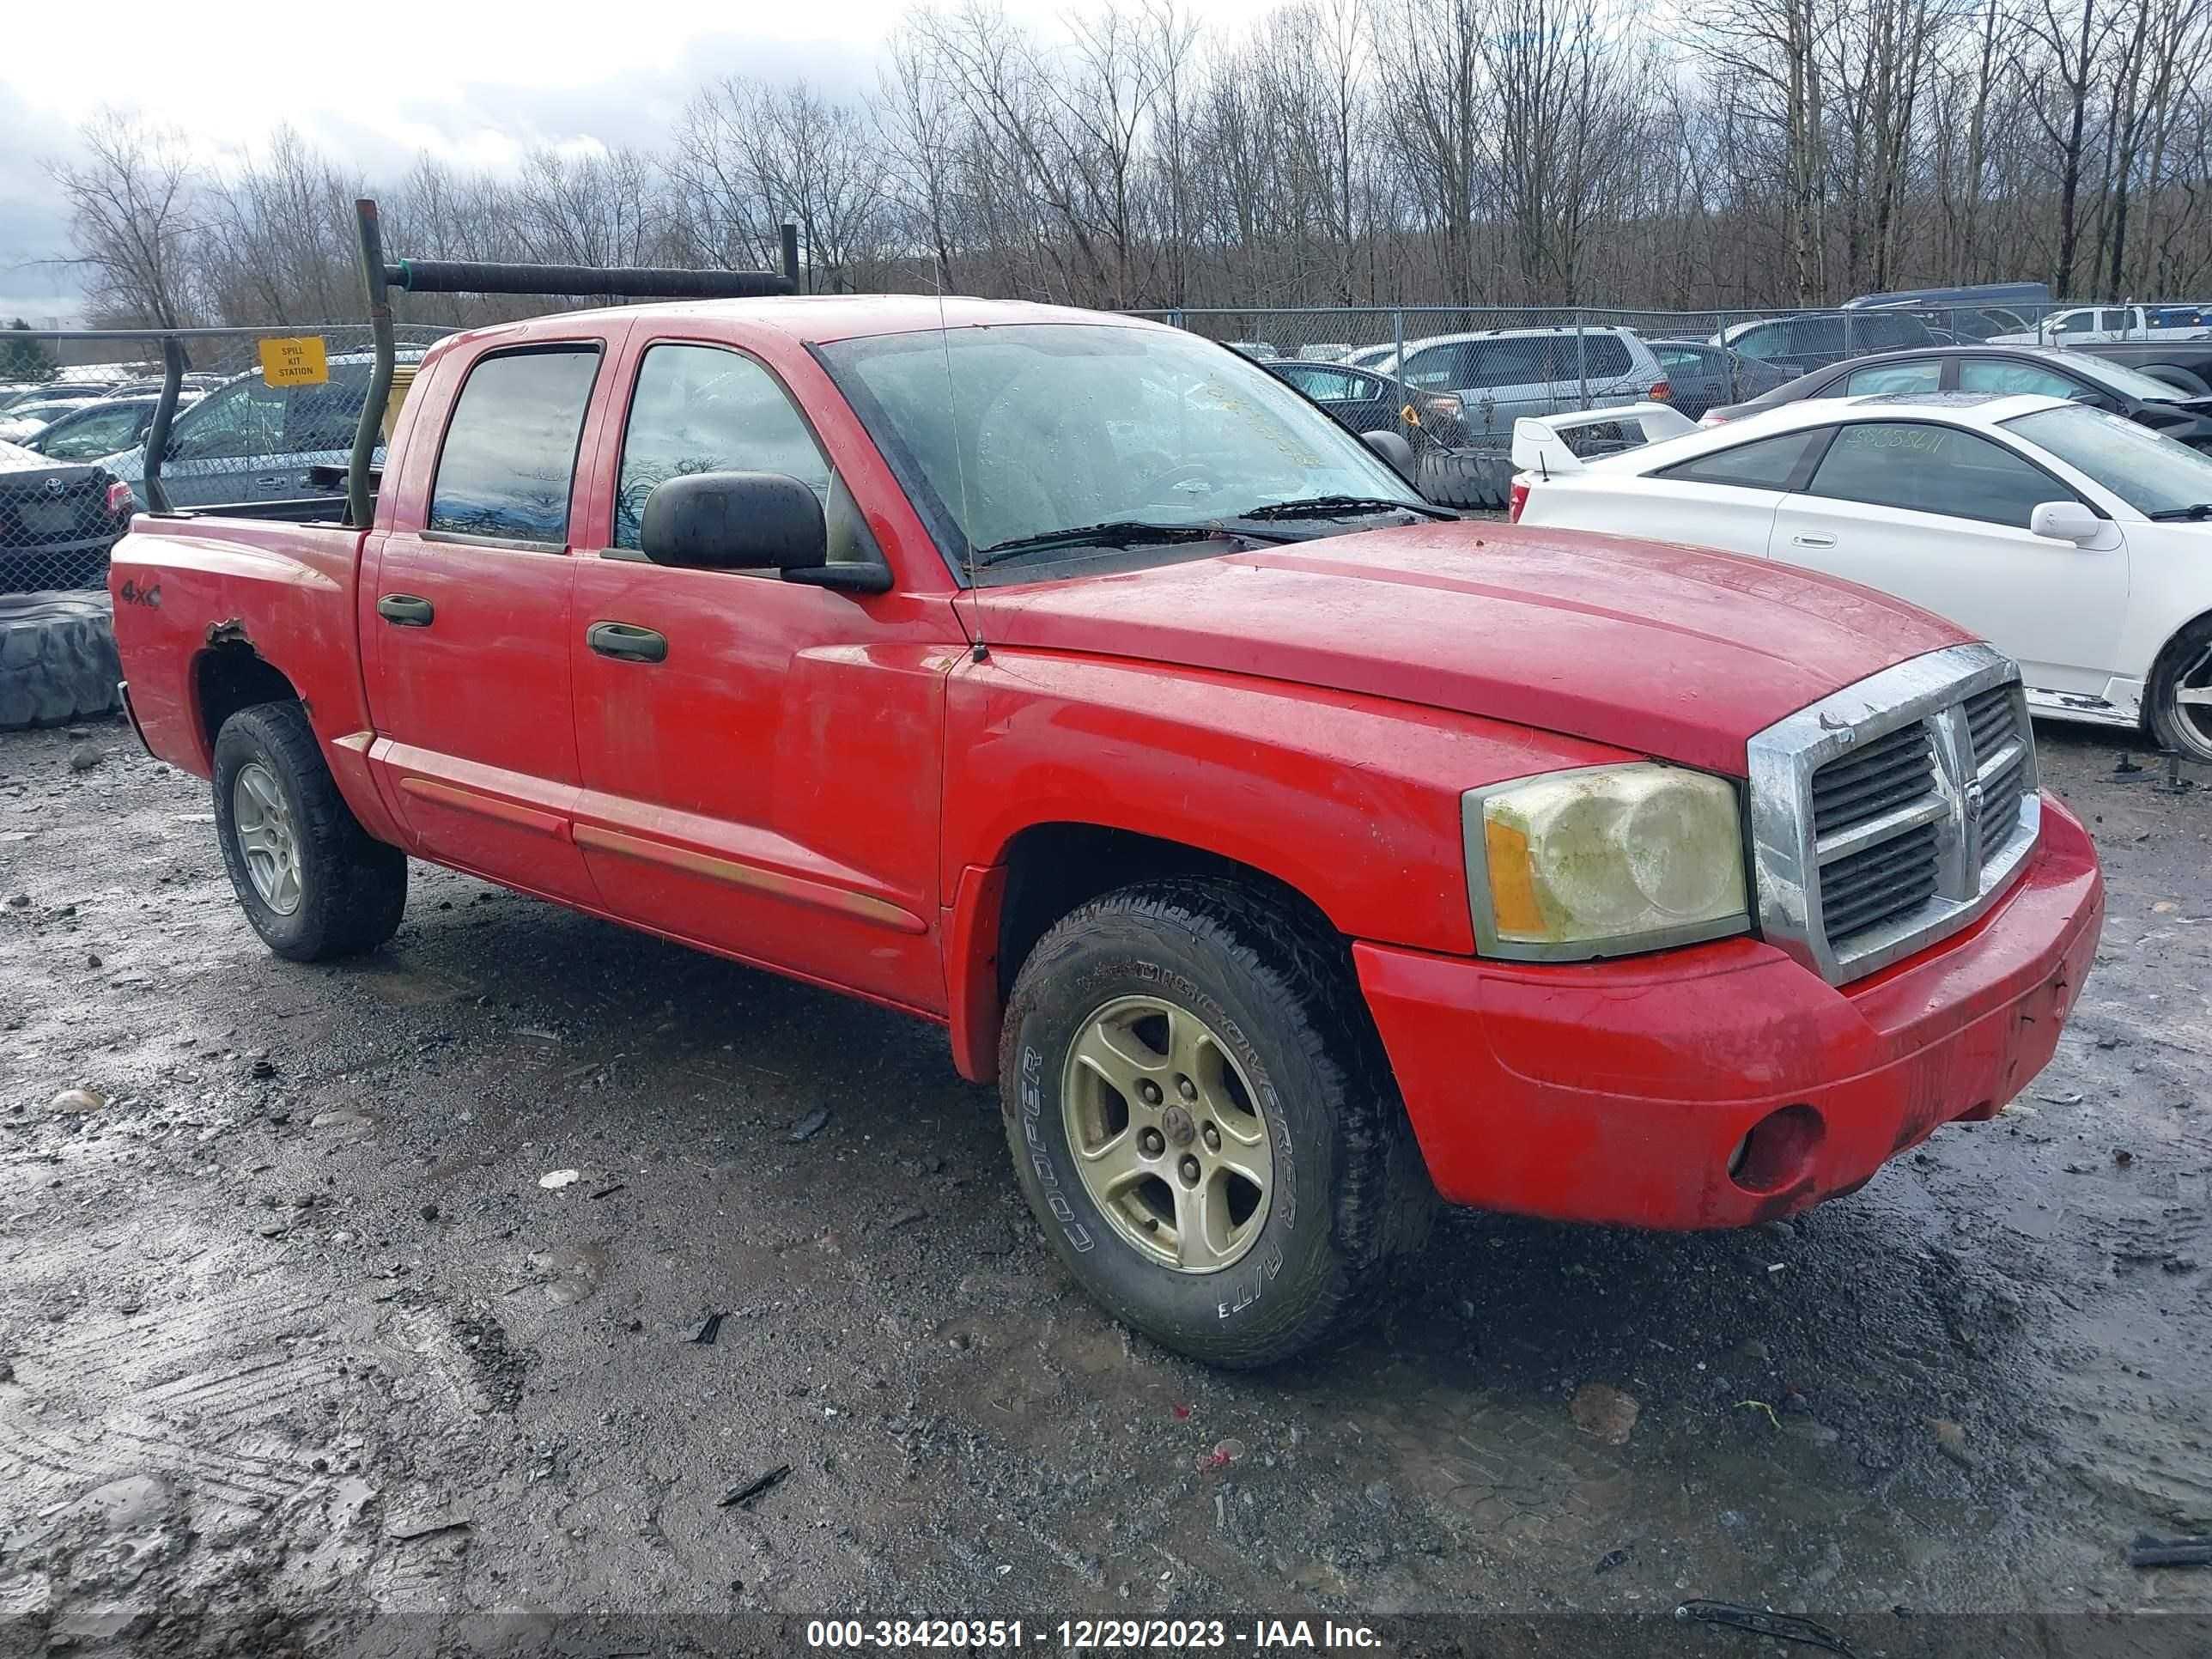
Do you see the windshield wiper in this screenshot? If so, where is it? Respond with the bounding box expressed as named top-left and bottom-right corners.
top-left (972, 520), bottom-right (1283, 568)
top-left (2148, 502), bottom-right (2212, 521)
top-left (1231, 494), bottom-right (1455, 522)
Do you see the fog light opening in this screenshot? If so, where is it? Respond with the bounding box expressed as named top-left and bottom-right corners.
top-left (1729, 1104), bottom-right (1825, 1195)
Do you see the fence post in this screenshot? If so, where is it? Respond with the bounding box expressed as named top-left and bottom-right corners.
top-left (141, 336), bottom-right (186, 516)
top-left (781, 222), bottom-right (800, 289)
top-left (1391, 307), bottom-right (1407, 443)
top-left (1576, 309), bottom-right (1589, 411)
top-left (1843, 307), bottom-right (1855, 364)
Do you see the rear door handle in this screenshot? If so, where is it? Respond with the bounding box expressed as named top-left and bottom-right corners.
top-left (254, 476), bottom-right (286, 491)
top-left (586, 621), bottom-right (668, 663)
top-left (376, 593), bottom-right (435, 627)
top-left (1790, 532), bottom-right (1838, 549)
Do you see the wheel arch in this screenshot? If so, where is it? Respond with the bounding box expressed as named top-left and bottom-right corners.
top-left (945, 820), bottom-right (1356, 1085)
top-left (2144, 605), bottom-right (2212, 752)
top-left (191, 640), bottom-right (301, 763)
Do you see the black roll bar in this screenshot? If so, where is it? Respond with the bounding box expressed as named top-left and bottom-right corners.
top-left (343, 196), bottom-right (802, 528)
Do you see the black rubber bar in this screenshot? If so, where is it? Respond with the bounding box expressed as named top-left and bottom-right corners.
top-left (385, 259), bottom-right (793, 300)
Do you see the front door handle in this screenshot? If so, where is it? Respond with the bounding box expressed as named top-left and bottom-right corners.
top-left (376, 593), bottom-right (435, 627)
top-left (1790, 532), bottom-right (1838, 549)
top-left (586, 621), bottom-right (668, 664)
top-left (254, 476), bottom-right (286, 491)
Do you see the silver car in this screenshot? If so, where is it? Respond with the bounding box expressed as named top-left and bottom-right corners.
top-left (1374, 327), bottom-right (1671, 442)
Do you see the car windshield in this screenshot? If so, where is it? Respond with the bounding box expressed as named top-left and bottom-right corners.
top-left (2059, 353), bottom-right (2202, 404)
top-left (818, 322), bottom-right (1425, 575)
top-left (2006, 403), bottom-right (2212, 515)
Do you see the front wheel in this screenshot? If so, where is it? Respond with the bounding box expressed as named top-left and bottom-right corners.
top-left (2147, 617), bottom-right (2212, 764)
top-left (1000, 878), bottom-right (1431, 1368)
top-left (212, 701), bottom-right (407, 961)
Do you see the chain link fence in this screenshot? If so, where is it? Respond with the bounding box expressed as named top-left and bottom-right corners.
top-left (1126, 301), bottom-right (2209, 506)
top-left (0, 324), bottom-right (453, 595)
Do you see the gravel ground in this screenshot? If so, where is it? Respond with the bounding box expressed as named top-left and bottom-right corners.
top-left (0, 716), bottom-right (2207, 1657)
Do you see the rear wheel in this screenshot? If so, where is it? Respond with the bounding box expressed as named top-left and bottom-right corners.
top-left (212, 702), bottom-right (407, 961)
top-left (1000, 878), bottom-right (1432, 1368)
top-left (2147, 616), bottom-right (2212, 765)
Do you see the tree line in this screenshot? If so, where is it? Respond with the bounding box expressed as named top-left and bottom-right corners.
top-left (45, 0), bottom-right (2212, 333)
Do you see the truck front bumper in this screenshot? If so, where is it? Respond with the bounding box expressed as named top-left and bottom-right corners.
top-left (1355, 796), bottom-right (2104, 1229)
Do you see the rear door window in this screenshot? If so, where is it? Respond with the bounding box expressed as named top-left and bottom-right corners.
top-left (1844, 361), bottom-right (1942, 395)
top-left (283, 362), bottom-right (372, 452)
top-left (1401, 344), bottom-right (1467, 390)
top-left (170, 380), bottom-right (286, 462)
top-left (428, 346), bottom-right (602, 544)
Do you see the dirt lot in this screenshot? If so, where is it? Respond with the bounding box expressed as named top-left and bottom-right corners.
top-left (0, 715), bottom-right (2207, 1658)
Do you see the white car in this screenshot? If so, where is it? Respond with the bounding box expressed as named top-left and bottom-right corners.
top-left (1509, 391), bottom-right (2212, 762)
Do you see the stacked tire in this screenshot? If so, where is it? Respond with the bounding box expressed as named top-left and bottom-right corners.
top-left (1415, 447), bottom-right (1516, 511)
top-left (0, 591), bottom-right (122, 730)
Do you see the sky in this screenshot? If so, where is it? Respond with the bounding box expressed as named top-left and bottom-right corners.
top-left (0, 0), bottom-right (1285, 325)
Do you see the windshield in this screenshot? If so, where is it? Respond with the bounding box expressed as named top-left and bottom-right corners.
top-left (2006, 403), bottom-right (2212, 514)
top-left (817, 322), bottom-right (1424, 575)
top-left (2060, 353), bottom-right (2202, 404)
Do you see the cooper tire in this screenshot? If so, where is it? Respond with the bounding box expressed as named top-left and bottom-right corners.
top-left (1000, 878), bottom-right (1433, 1368)
top-left (0, 590), bottom-right (122, 731)
top-left (212, 702), bottom-right (407, 962)
top-left (2147, 615), bottom-right (2212, 765)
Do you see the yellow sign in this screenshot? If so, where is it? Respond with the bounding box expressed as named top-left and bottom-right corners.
top-left (258, 336), bottom-right (329, 388)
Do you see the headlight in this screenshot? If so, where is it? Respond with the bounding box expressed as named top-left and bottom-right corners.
top-left (1463, 764), bottom-right (1749, 960)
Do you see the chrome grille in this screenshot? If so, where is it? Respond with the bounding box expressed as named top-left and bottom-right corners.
top-left (1811, 723), bottom-right (1935, 837)
top-left (1747, 644), bottom-right (2041, 984)
top-left (1819, 819), bottom-right (1941, 941)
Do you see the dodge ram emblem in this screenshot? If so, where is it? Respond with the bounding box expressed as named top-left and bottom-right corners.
top-left (1962, 779), bottom-right (1985, 829)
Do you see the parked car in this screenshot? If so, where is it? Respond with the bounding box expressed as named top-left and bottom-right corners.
top-left (1267, 358), bottom-right (1466, 447)
top-left (1293, 343), bottom-right (1353, 362)
top-left (23, 391), bottom-right (204, 463)
top-left (1369, 326), bottom-right (1673, 441)
top-left (1510, 390), bottom-right (2212, 762)
top-left (1989, 305), bottom-right (2212, 346)
top-left (1224, 339), bottom-right (1279, 361)
top-left (1343, 344), bottom-right (1398, 371)
top-left (1711, 310), bottom-right (1938, 378)
top-left (2069, 340), bottom-right (2212, 398)
top-left (1644, 340), bottom-right (1791, 420)
top-left (1701, 343), bottom-right (2212, 450)
top-left (1, 440), bottom-right (137, 592)
top-left (105, 352), bottom-right (416, 509)
top-left (110, 295), bottom-right (2103, 1367)
top-left (0, 392), bottom-right (111, 446)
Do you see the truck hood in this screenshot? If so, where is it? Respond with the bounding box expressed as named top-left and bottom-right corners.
top-left (970, 521), bottom-right (1972, 776)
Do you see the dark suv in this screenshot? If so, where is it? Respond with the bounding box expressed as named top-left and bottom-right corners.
top-left (1710, 311), bottom-right (1936, 378)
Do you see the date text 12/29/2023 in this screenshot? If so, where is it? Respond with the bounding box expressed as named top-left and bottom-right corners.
top-left (804, 1619), bottom-right (1384, 1650)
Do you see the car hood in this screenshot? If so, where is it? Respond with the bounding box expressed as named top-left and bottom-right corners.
top-left (972, 521), bottom-right (1972, 775)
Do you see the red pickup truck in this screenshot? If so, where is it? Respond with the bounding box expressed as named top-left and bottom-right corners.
top-left (108, 297), bottom-right (2104, 1366)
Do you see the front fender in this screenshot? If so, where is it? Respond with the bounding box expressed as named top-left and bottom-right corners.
top-left (942, 649), bottom-right (1636, 957)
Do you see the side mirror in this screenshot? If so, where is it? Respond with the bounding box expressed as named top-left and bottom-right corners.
top-left (1362, 428), bottom-right (1415, 479)
top-left (641, 471), bottom-right (892, 594)
top-left (2029, 500), bottom-right (2104, 546)
top-left (643, 471), bottom-right (825, 571)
